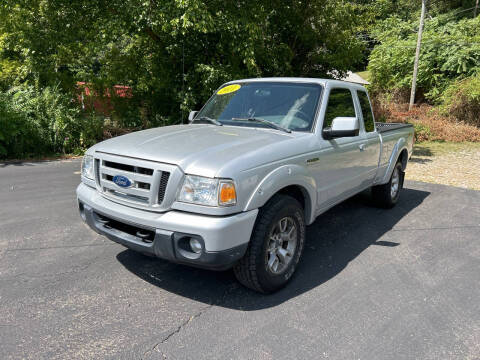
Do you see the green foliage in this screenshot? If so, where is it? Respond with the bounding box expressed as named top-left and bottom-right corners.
top-left (412, 123), bottom-right (433, 143)
top-left (0, 84), bottom-right (82, 159)
top-left (351, 0), bottom-right (471, 29)
top-left (0, 0), bottom-right (364, 122)
top-left (368, 12), bottom-right (480, 103)
top-left (1, 0), bottom-right (476, 158)
top-left (0, 0), bottom-right (367, 158)
top-left (78, 112), bottom-right (105, 150)
top-left (0, 91), bottom-right (40, 157)
top-left (440, 73), bottom-right (480, 126)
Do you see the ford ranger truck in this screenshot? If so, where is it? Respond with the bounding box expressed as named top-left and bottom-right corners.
top-left (77, 78), bottom-right (414, 293)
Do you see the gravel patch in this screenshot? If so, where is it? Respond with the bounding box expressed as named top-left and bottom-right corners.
top-left (406, 142), bottom-right (480, 190)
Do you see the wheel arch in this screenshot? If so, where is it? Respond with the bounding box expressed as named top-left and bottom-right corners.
top-left (243, 165), bottom-right (317, 225)
top-left (378, 137), bottom-right (409, 184)
top-left (398, 148), bottom-right (409, 171)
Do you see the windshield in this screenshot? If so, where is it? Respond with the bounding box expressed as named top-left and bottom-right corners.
top-left (195, 82), bottom-right (322, 132)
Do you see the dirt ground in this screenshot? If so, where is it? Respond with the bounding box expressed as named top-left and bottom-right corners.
top-left (406, 142), bottom-right (480, 190)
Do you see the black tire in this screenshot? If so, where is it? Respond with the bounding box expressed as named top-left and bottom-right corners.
top-left (372, 162), bottom-right (404, 208)
top-left (233, 194), bottom-right (306, 293)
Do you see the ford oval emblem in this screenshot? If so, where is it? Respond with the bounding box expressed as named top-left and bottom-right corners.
top-left (112, 175), bottom-right (132, 188)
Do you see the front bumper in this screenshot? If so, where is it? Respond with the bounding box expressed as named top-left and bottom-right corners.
top-left (76, 183), bottom-right (258, 270)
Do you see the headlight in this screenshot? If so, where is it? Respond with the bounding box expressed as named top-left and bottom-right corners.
top-left (177, 175), bottom-right (236, 207)
top-left (81, 155), bottom-right (94, 180)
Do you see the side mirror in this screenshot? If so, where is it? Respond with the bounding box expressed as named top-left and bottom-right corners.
top-left (188, 111), bottom-right (198, 123)
top-left (323, 117), bottom-right (359, 140)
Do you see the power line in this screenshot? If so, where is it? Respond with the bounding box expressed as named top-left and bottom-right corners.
top-left (361, 5), bottom-right (480, 38)
top-left (365, 40), bottom-right (480, 49)
top-left (447, 6), bottom-right (477, 16)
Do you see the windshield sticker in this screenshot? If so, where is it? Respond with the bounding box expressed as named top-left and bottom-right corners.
top-left (217, 84), bottom-right (241, 95)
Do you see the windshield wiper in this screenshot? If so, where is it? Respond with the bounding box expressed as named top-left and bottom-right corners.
top-left (231, 117), bottom-right (291, 133)
top-left (192, 116), bottom-right (223, 126)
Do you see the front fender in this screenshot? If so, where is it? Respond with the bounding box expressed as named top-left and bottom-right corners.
top-left (243, 164), bottom-right (317, 225)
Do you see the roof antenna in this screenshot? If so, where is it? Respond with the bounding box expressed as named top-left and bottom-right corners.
top-left (181, 40), bottom-right (185, 124)
top-left (181, 2), bottom-right (186, 125)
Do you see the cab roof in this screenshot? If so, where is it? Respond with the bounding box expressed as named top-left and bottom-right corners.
top-left (224, 77), bottom-right (366, 90)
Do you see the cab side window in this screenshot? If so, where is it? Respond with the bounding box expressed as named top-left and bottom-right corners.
top-left (357, 91), bottom-right (375, 132)
top-left (323, 88), bottom-right (356, 129)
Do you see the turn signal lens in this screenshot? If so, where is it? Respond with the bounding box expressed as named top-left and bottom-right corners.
top-left (219, 181), bottom-right (237, 206)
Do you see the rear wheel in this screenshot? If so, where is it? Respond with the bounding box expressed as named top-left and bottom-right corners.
top-left (372, 162), bottom-right (404, 208)
top-left (233, 194), bottom-right (305, 293)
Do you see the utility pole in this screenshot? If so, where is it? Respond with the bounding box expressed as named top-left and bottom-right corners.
top-left (475, 0), bottom-right (479, 18)
top-left (409, 0), bottom-right (427, 111)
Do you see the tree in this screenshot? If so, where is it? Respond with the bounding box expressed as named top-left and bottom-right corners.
top-left (367, 9), bottom-right (480, 102)
top-left (0, 0), bottom-right (364, 126)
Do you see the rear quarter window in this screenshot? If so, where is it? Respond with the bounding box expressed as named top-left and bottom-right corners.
top-left (357, 91), bottom-right (375, 132)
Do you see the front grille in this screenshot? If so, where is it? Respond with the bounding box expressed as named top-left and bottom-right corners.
top-left (105, 189), bottom-right (150, 203)
top-left (158, 172), bottom-right (170, 204)
top-left (104, 174), bottom-right (151, 190)
top-left (103, 160), bottom-right (154, 175)
top-left (93, 152), bottom-right (179, 211)
top-left (94, 159), bottom-right (101, 184)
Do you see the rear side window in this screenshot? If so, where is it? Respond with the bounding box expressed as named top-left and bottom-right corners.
top-left (357, 91), bottom-right (375, 132)
top-left (323, 88), bottom-right (356, 128)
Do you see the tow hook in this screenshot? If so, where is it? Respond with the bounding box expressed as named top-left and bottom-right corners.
top-left (136, 230), bottom-right (153, 243)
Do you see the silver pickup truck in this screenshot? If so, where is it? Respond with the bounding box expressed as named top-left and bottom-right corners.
top-left (77, 78), bottom-right (414, 293)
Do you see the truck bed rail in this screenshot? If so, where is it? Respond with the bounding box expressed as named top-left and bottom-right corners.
top-left (375, 122), bottom-right (413, 133)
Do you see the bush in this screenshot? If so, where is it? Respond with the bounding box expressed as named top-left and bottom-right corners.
top-left (78, 112), bottom-right (105, 149)
top-left (370, 95), bottom-right (480, 142)
top-left (0, 91), bottom-right (42, 157)
top-left (412, 123), bottom-right (433, 143)
top-left (0, 84), bottom-right (82, 159)
top-left (440, 74), bottom-right (480, 126)
top-left (368, 13), bottom-right (480, 103)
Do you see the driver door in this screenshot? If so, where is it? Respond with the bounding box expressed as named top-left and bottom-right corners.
top-left (312, 87), bottom-right (369, 211)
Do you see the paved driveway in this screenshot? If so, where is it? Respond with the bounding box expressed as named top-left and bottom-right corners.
top-left (0, 159), bottom-right (479, 359)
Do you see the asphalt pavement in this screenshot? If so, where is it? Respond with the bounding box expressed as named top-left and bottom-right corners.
top-left (0, 159), bottom-right (479, 359)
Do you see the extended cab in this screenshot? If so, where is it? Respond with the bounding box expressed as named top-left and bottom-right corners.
top-left (77, 78), bottom-right (414, 293)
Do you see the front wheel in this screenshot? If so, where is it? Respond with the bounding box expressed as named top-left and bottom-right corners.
top-left (233, 194), bottom-right (306, 293)
top-left (372, 162), bottom-right (404, 208)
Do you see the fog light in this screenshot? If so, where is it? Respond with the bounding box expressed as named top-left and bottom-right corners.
top-left (189, 238), bottom-right (202, 254)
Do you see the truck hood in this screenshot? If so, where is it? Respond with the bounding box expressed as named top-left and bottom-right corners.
top-left (92, 124), bottom-right (299, 177)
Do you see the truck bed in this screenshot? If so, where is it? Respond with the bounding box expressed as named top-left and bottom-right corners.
top-left (375, 122), bottom-right (413, 133)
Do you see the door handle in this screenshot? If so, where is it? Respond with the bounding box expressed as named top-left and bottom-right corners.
top-left (359, 143), bottom-right (366, 151)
